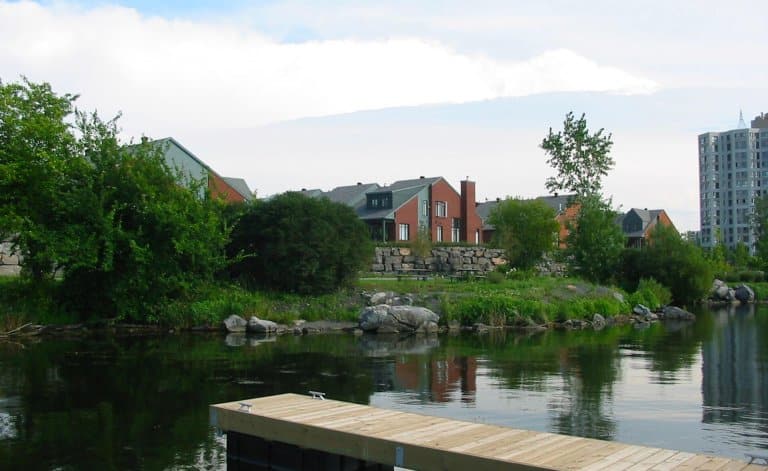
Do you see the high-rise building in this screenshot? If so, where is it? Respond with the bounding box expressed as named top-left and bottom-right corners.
top-left (699, 113), bottom-right (768, 252)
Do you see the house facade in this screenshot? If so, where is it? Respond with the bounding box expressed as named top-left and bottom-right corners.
top-left (306, 177), bottom-right (483, 243)
top-left (618, 208), bottom-right (676, 248)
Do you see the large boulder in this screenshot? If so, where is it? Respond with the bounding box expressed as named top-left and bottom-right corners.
top-left (223, 315), bottom-right (247, 333)
top-left (711, 279), bottom-right (733, 301)
top-left (633, 304), bottom-right (652, 317)
top-left (359, 305), bottom-right (439, 333)
top-left (662, 306), bottom-right (696, 321)
top-left (592, 314), bottom-right (606, 331)
top-left (247, 316), bottom-right (278, 333)
top-left (734, 284), bottom-right (755, 304)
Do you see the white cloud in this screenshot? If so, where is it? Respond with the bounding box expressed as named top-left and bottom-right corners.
top-left (0, 1), bottom-right (658, 136)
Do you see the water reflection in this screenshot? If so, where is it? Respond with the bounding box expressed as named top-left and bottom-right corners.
top-left (701, 304), bottom-right (768, 450)
top-left (2, 306), bottom-right (768, 468)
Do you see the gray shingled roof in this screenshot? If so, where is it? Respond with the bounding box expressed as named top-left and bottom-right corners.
top-left (324, 183), bottom-right (380, 207)
top-left (358, 177), bottom-right (441, 220)
top-left (622, 208), bottom-right (665, 238)
top-left (222, 177), bottom-right (253, 201)
top-left (475, 200), bottom-right (500, 230)
top-left (535, 194), bottom-right (577, 215)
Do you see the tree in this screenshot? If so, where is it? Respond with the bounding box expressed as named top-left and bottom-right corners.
top-left (1, 78), bottom-right (228, 321)
top-left (488, 198), bottom-right (559, 270)
top-left (565, 194), bottom-right (625, 283)
top-left (0, 78), bottom-right (85, 280)
top-left (227, 192), bottom-right (373, 294)
top-left (542, 112), bottom-right (614, 197)
top-left (620, 224), bottom-right (714, 306)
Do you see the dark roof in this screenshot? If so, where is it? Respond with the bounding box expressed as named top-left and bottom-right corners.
top-left (621, 208), bottom-right (666, 238)
top-left (535, 194), bottom-right (577, 215)
top-left (324, 183), bottom-right (380, 207)
top-left (475, 200), bottom-right (500, 230)
top-left (358, 177), bottom-right (441, 221)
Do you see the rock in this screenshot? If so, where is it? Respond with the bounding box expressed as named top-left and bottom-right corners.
top-left (662, 306), bottom-right (695, 321)
top-left (247, 316), bottom-right (278, 333)
top-left (711, 279), bottom-right (734, 301)
top-left (633, 304), bottom-right (651, 317)
top-left (225, 333), bottom-right (247, 346)
top-left (223, 315), bottom-right (247, 333)
top-left (592, 314), bottom-right (606, 331)
top-left (368, 291), bottom-right (413, 306)
top-left (734, 284), bottom-right (755, 304)
top-left (359, 305), bottom-right (439, 333)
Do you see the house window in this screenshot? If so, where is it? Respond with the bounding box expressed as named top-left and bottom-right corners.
top-left (435, 201), bottom-right (447, 218)
top-left (422, 200), bottom-right (429, 217)
top-left (475, 229), bottom-right (480, 245)
top-left (398, 223), bottom-right (409, 241)
top-left (452, 218), bottom-right (461, 242)
top-left (436, 225), bottom-right (443, 242)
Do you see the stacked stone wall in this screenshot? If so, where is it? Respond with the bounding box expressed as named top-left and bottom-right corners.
top-left (371, 246), bottom-right (506, 274)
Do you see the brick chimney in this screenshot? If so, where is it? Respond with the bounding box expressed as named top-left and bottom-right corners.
top-left (460, 180), bottom-right (482, 244)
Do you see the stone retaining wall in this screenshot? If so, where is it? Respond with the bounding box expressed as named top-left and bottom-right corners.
top-left (372, 246), bottom-right (506, 274)
top-left (0, 241), bottom-right (21, 276)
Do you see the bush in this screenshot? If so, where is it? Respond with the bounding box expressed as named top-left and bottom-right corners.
top-left (637, 278), bottom-right (671, 307)
top-left (227, 192), bottom-right (373, 294)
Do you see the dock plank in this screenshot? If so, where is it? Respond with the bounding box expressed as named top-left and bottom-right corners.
top-left (211, 394), bottom-right (753, 471)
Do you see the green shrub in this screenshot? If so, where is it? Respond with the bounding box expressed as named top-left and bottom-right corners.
top-left (227, 192), bottom-right (373, 294)
top-left (486, 271), bottom-right (505, 284)
top-left (637, 278), bottom-right (671, 307)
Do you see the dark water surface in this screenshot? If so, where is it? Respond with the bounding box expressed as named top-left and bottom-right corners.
top-left (2, 304), bottom-right (768, 469)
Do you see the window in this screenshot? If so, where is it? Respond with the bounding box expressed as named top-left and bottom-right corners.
top-left (435, 201), bottom-right (447, 218)
top-left (436, 225), bottom-right (443, 242)
top-left (422, 200), bottom-right (429, 217)
top-left (451, 218), bottom-right (461, 242)
top-left (475, 229), bottom-right (480, 245)
top-left (398, 223), bottom-right (409, 241)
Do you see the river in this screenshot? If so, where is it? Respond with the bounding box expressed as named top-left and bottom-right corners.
top-left (1, 304), bottom-right (767, 469)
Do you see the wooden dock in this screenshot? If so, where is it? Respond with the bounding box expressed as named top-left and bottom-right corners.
top-left (210, 393), bottom-right (762, 471)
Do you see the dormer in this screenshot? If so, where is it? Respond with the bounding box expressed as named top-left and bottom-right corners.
top-left (366, 192), bottom-right (393, 209)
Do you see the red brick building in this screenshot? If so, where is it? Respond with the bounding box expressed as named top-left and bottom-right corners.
top-left (308, 177), bottom-right (483, 243)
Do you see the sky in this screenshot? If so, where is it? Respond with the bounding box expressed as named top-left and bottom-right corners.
top-left (1, 0), bottom-right (766, 231)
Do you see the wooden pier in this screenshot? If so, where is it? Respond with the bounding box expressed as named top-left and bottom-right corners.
top-left (210, 393), bottom-right (762, 471)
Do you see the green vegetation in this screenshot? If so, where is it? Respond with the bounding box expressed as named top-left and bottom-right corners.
top-left (488, 198), bottom-right (559, 269)
top-left (227, 192), bottom-right (372, 294)
top-left (565, 194), bottom-right (625, 284)
top-left (541, 111), bottom-right (614, 197)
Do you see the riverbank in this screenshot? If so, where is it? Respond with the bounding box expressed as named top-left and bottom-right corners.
top-left (1, 274), bottom-right (715, 337)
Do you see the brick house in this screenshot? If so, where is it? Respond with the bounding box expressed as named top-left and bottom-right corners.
top-left (617, 208), bottom-right (676, 248)
top-left (149, 137), bottom-right (253, 203)
top-left (306, 177), bottom-right (483, 243)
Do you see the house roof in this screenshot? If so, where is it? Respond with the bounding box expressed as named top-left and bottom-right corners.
top-left (535, 194), bottom-right (577, 215)
top-left (621, 208), bottom-right (666, 238)
top-left (475, 200), bottom-right (500, 230)
top-left (222, 177), bottom-right (253, 201)
top-left (358, 177), bottom-right (441, 220)
top-left (324, 183), bottom-right (380, 207)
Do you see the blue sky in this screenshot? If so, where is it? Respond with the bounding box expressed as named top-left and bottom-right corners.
top-left (2, 0), bottom-right (767, 231)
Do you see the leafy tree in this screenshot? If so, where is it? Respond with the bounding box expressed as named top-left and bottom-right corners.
top-left (227, 192), bottom-right (372, 294)
top-left (565, 194), bottom-right (625, 283)
top-left (620, 225), bottom-right (714, 306)
top-left (0, 78), bottom-right (87, 280)
top-left (542, 112), bottom-right (614, 197)
top-left (1, 78), bottom-right (228, 322)
top-left (489, 198), bottom-right (559, 269)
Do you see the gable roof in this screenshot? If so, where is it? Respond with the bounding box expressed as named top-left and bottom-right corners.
top-left (324, 183), bottom-right (380, 207)
top-left (535, 194), bottom-right (578, 215)
top-left (358, 177), bottom-right (441, 220)
top-left (621, 208), bottom-right (666, 238)
top-left (475, 200), bottom-right (500, 230)
top-left (222, 177), bottom-right (253, 201)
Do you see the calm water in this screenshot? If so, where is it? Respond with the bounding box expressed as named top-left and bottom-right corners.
top-left (2, 304), bottom-right (768, 469)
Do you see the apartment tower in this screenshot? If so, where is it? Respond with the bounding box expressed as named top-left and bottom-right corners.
top-left (699, 112), bottom-right (768, 252)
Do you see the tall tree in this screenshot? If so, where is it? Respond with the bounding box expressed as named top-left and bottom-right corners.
top-left (542, 112), bottom-right (614, 197)
top-left (565, 194), bottom-right (625, 284)
top-left (489, 198), bottom-right (559, 270)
